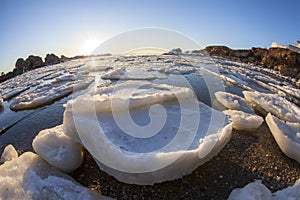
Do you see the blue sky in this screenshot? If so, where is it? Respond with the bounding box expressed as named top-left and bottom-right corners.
top-left (0, 0), bottom-right (299, 73)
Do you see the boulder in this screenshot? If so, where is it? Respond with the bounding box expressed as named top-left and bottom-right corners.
top-left (26, 55), bottom-right (44, 69)
top-left (15, 58), bottom-right (29, 71)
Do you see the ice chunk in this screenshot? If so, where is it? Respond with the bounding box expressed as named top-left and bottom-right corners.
top-left (228, 180), bottom-right (272, 200)
top-left (223, 110), bottom-right (263, 131)
top-left (0, 98), bottom-right (3, 107)
top-left (1, 87), bottom-right (29, 100)
top-left (266, 113), bottom-right (300, 163)
top-left (273, 178), bottom-right (300, 200)
top-left (63, 81), bottom-right (233, 185)
top-left (0, 144), bottom-right (18, 164)
top-left (215, 91), bottom-right (254, 113)
top-left (159, 66), bottom-right (195, 75)
top-left (10, 78), bottom-right (94, 110)
top-left (54, 74), bottom-right (76, 82)
top-left (32, 125), bottom-right (84, 172)
top-left (0, 151), bottom-right (105, 200)
top-left (243, 91), bottom-right (300, 123)
top-left (101, 68), bottom-right (156, 80)
top-left (228, 178), bottom-right (300, 200)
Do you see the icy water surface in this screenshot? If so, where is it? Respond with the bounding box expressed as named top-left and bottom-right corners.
top-left (0, 54), bottom-right (299, 154)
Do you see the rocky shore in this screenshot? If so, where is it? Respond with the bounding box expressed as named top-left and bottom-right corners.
top-left (202, 46), bottom-right (300, 78)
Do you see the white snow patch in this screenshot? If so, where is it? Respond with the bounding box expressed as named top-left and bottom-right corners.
top-left (243, 91), bottom-right (300, 123)
top-left (223, 110), bottom-right (263, 131)
top-left (266, 113), bottom-right (300, 163)
top-left (32, 125), bottom-right (84, 172)
top-left (215, 91), bottom-right (254, 113)
top-left (0, 144), bottom-right (18, 164)
top-left (0, 151), bottom-right (105, 200)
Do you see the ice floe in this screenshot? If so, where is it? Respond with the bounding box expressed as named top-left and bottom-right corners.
top-left (266, 113), bottom-right (300, 163)
top-left (62, 81), bottom-right (232, 185)
top-left (10, 77), bottom-right (94, 110)
top-left (215, 91), bottom-right (254, 113)
top-left (101, 68), bottom-right (156, 80)
top-left (228, 179), bottom-right (300, 200)
top-left (0, 150), bottom-right (104, 200)
top-left (243, 91), bottom-right (300, 123)
top-left (32, 125), bottom-right (84, 172)
top-left (223, 110), bottom-right (263, 131)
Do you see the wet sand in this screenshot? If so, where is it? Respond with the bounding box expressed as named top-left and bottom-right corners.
top-left (70, 122), bottom-right (300, 199)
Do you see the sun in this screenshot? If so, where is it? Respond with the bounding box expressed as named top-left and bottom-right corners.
top-left (81, 39), bottom-right (101, 55)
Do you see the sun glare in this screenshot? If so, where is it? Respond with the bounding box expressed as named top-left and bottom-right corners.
top-left (82, 39), bottom-right (101, 55)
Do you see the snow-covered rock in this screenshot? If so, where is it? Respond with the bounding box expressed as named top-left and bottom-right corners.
top-left (0, 150), bottom-right (105, 200)
top-left (265, 113), bottom-right (300, 163)
top-left (0, 144), bottom-right (18, 164)
top-left (223, 110), bottom-right (263, 131)
top-left (243, 91), bottom-right (300, 123)
top-left (32, 125), bottom-right (84, 172)
top-left (228, 180), bottom-right (272, 200)
top-left (10, 78), bottom-right (94, 110)
top-left (215, 91), bottom-right (254, 113)
top-left (228, 178), bottom-right (300, 200)
top-left (63, 81), bottom-right (232, 185)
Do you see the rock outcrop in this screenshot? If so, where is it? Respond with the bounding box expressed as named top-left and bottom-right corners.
top-left (45, 53), bottom-right (60, 65)
top-left (204, 46), bottom-right (300, 77)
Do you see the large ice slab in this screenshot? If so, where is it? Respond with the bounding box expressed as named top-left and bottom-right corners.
top-left (215, 91), bottom-right (254, 113)
top-left (228, 178), bottom-right (300, 200)
top-left (10, 78), bottom-right (94, 110)
top-left (0, 150), bottom-right (105, 200)
top-left (266, 113), bottom-right (300, 163)
top-left (32, 125), bottom-right (84, 172)
top-left (243, 91), bottom-right (300, 123)
top-left (223, 110), bottom-right (263, 131)
top-left (63, 81), bottom-right (232, 185)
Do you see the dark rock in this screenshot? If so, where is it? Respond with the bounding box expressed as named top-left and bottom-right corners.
top-left (165, 48), bottom-right (183, 55)
top-left (45, 53), bottom-right (60, 65)
top-left (15, 58), bottom-right (29, 71)
top-left (25, 55), bottom-right (44, 69)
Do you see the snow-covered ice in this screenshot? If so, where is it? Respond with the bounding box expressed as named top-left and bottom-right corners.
top-left (1, 87), bottom-right (29, 100)
top-left (266, 113), bottom-right (300, 163)
top-left (63, 81), bottom-right (232, 185)
top-left (101, 68), bottom-right (156, 80)
top-left (0, 144), bottom-right (18, 164)
top-left (215, 91), bottom-right (254, 113)
top-left (223, 110), bottom-right (263, 131)
top-left (32, 125), bottom-right (84, 172)
top-left (243, 91), bottom-right (300, 123)
top-left (228, 178), bottom-right (300, 200)
top-left (0, 150), bottom-right (105, 200)
top-left (10, 77), bottom-right (94, 110)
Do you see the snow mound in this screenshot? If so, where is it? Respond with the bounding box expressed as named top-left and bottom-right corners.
top-left (101, 68), bottom-right (156, 80)
top-left (215, 91), bottom-right (254, 113)
top-left (32, 125), bottom-right (84, 172)
top-left (10, 78), bottom-right (94, 110)
top-left (0, 144), bottom-right (18, 164)
top-left (0, 150), bottom-right (105, 200)
top-left (243, 91), bottom-right (300, 123)
top-left (223, 110), bottom-right (263, 131)
top-left (266, 113), bottom-right (300, 163)
top-left (63, 81), bottom-right (232, 185)
top-left (228, 178), bottom-right (300, 200)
